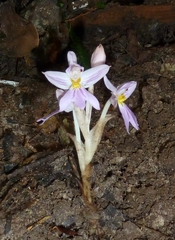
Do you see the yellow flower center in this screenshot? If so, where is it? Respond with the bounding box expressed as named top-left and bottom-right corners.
top-left (71, 78), bottom-right (81, 89)
top-left (117, 94), bottom-right (126, 104)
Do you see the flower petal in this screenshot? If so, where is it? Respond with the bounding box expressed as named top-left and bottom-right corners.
top-left (104, 76), bottom-right (116, 92)
top-left (56, 89), bottom-right (64, 99)
top-left (126, 106), bottom-right (139, 130)
top-left (59, 88), bottom-right (100, 111)
top-left (81, 64), bottom-right (110, 87)
top-left (118, 104), bottom-right (130, 132)
top-left (56, 89), bottom-right (74, 112)
top-left (81, 88), bottom-right (100, 110)
top-left (66, 65), bottom-right (84, 79)
top-left (73, 89), bottom-right (86, 109)
top-left (110, 95), bottom-right (118, 108)
top-left (59, 89), bottom-right (74, 112)
top-left (119, 103), bottom-right (139, 133)
top-left (36, 108), bottom-right (60, 125)
top-left (116, 81), bottom-right (137, 99)
top-left (64, 103), bottom-right (74, 112)
top-left (43, 71), bottom-right (70, 89)
top-left (67, 51), bottom-right (77, 66)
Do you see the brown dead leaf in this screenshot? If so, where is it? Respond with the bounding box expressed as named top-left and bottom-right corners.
top-left (0, 2), bottom-right (39, 58)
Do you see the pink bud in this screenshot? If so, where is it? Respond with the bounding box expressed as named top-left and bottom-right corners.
top-left (91, 44), bottom-right (106, 67)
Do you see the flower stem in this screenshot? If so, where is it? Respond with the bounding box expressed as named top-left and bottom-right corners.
top-left (82, 163), bottom-right (92, 203)
top-left (100, 99), bottom-right (111, 119)
top-left (73, 109), bottom-right (81, 143)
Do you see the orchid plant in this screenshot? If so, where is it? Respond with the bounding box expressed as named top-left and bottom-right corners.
top-left (37, 44), bottom-right (139, 203)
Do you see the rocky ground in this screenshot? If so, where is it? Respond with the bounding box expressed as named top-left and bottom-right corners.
top-left (0, 0), bottom-right (175, 239)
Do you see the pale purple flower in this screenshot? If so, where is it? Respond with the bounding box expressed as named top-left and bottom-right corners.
top-left (91, 44), bottom-right (106, 67)
top-left (104, 76), bottom-right (139, 133)
top-left (43, 51), bottom-right (110, 112)
top-left (37, 50), bottom-right (110, 124)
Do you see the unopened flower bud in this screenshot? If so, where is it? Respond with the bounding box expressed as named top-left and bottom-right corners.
top-left (91, 44), bottom-right (106, 67)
